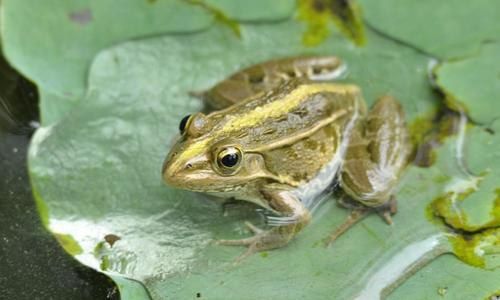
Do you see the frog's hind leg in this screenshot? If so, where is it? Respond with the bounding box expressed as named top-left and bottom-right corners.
top-left (191, 56), bottom-right (344, 109)
top-left (326, 96), bottom-right (410, 246)
top-left (325, 195), bottom-right (369, 247)
top-left (324, 196), bottom-right (397, 247)
top-left (341, 95), bottom-right (410, 207)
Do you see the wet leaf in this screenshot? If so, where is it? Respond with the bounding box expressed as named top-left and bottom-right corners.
top-left (1, 0), bottom-right (213, 124)
top-left (1, 1), bottom-right (299, 126)
top-left (430, 120), bottom-right (500, 232)
top-left (205, 0), bottom-right (296, 22)
top-left (357, 0), bottom-right (500, 59)
top-left (27, 15), bottom-right (500, 299)
top-left (435, 43), bottom-right (500, 124)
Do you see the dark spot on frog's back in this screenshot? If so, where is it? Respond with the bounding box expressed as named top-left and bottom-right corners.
top-left (285, 70), bottom-right (297, 78)
top-left (248, 75), bottom-right (264, 84)
top-left (312, 66), bottom-right (325, 75)
top-left (304, 139), bottom-right (318, 150)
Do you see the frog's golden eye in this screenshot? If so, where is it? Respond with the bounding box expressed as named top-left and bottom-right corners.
top-left (179, 114), bottom-right (192, 134)
top-left (216, 146), bottom-right (242, 174)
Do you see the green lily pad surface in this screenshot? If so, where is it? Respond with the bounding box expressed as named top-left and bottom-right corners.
top-left (431, 120), bottom-right (500, 232)
top-left (1, 0), bottom-right (212, 124)
top-left (1, 0), bottom-right (295, 125)
top-left (435, 43), bottom-right (500, 124)
top-left (27, 13), bottom-right (500, 299)
top-left (358, 0), bottom-right (500, 59)
top-left (204, 0), bottom-right (296, 21)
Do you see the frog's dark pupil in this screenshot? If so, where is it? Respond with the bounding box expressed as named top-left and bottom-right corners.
top-left (179, 114), bottom-right (191, 133)
top-left (221, 153), bottom-right (239, 167)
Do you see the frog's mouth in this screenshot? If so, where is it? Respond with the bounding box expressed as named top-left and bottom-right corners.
top-left (162, 158), bottom-right (242, 193)
top-left (165, 171), bottom-right (245, 193)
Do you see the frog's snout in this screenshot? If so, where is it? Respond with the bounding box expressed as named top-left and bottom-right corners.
top-left (162, 150), bottom-right (198, 187)
top-left (162, 153), bottom-right (180, 186)
top-left (161, 147), bottom-right (176, 178)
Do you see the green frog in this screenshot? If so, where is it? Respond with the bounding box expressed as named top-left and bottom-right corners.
top-left (162, 56), bottom-right (411, 263)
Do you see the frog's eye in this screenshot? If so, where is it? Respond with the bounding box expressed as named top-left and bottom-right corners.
top-left (179, 114), bottom-right (192, 134)
top-left (216, 146), bottom-right (242, 174)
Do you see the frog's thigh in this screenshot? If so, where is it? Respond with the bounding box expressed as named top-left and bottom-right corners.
top-left (340, 95), bottom-right (409, 207)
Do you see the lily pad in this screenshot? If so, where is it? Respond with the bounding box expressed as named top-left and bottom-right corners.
top-left (357, 0), bottom-right (500, 59)
top-left (1, 0), bottom-right (213, 124)
top-left (435, 43), bottom-right (500, 124)
top-left (204, 0), bottom-right (296, 22)
top-left (430, 120), bottom-right (500, 232)
top-left (28, 16), bottom-right (500, 299)
top-left (1, 0), bottom-right (297, 126)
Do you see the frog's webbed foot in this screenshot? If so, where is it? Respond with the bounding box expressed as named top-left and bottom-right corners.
top-left (216, 222), bottom-right (287, 265)
top-left (325, 196), bottom-right (397, 247)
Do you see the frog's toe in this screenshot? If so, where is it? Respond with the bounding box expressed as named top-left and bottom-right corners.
top-left (216, 222), bottom-right (264, 246)
top-left (244, 221), bottom-right (264, 234)
top-left (233, 244), bottom-right (259, 265)
top-left (216, 233), bottom-right (266, 265)
top-left (377, 211), bottom-right (393, 225)
top-left (375, 196), bottom-right (397, 225)
top-left (216, 235), bottom-right (261, 246)
top-left (325, 208), bottom-right (368, 247)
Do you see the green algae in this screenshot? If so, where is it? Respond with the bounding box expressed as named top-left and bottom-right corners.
top-left (410, 109), bottom-right (463, 168)
top-left (485, 291), bottom-right (500, 300)
top-left (449, 228), bottom-right (500, 269)
top-left (297, 0), bottom-right (365, 46)
top-left (430, 176), bottom-right (500, 232)
top-left (30, 183), bottom-right (49, 228)
top-left (54, 233), bottom-right (83, 256)
top-left (186, 0), bottom-right (241, 37)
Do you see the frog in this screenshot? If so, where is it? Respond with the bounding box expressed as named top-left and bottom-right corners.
top-left (162, 56), bottom-right (411, 263)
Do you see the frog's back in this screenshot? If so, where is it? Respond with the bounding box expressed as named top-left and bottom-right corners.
top-left (208, 79), bottom-right (366, 184)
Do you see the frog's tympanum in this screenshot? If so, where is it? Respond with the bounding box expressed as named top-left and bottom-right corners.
top-left (162, 56), bottom-right (411, 262)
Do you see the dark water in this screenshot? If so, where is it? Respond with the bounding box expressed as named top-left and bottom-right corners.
top-left (0, 53), bottom-right (119, 299)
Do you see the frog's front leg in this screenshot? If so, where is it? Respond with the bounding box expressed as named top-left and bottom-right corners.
top-left (217, 187), bottom-right (311, 264)
top-left (326, 95), bottom-right (410, 246)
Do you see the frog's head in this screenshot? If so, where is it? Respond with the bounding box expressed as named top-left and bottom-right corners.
top-left (162, 112), bottom-right (273, 195)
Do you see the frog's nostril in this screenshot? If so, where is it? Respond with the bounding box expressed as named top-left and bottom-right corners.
top-left (186, 163), bottom-right (193, 169)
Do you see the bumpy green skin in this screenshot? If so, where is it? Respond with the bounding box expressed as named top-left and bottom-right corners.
top-left (162, 56), bottom-right (411, 260)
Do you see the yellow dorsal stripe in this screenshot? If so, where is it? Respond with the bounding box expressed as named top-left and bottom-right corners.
top-left (222, 83), bottom-right (359, 132)
top-left (177, 83), bottom-right (360, 164)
